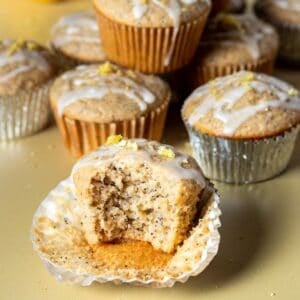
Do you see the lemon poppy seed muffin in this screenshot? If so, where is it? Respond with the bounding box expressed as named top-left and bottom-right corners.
top-left (0, 39), bottom-right (56, 96)
top-left (50, 11), bottom-right (107, 67)
top-left (182, 71), bottom-right (300, 183)
top-left (255, 0), bottom-right (300, 64)
top-left (0, 39), bottom-right (56, 141)
top-left (50, 63), bottom-right (171, 157)
top-left (93, 0), bottom-right (211, 73)
top-left (72, 138), bottom-right (207, 253)
top-left (189, 14), bottom-right (278, 87)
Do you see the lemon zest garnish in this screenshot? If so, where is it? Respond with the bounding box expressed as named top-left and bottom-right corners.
top-left (158, 146), bottom-right (175, 159)
top-left (105, 135), bottom-right (123, 145)
top-left (217, 14), bottom-right (244, 34)
top-left (244, 72), bottom-right (254, 81)
top-left (6, 39), bottom-right (25, 56)
top-left (288, 88), bottom-right (298, 97)
top-left (119, 140), bottom-right (138, 150)
top-left (98, 62), bottom-right (113, 76)
top-left (139, 0), bottom-right (148, 4)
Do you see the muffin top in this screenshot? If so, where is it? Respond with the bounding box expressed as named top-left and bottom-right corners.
top-left (72, 137), bottom-right (206, 186)
top-left (257, 0), bottom-right (300, 25)
top-left (50, 62), bottom-right (170, 122)
top-left (182, 71), bottom-right (300, 139)
top-left (0, 39), bottom-right (56, 96)
top-left (195, 14), bottom-right (278, 67)
top-left (93, 0), bottom-right (211, 27)
top-left (51, 11), bottom-right (107, 63)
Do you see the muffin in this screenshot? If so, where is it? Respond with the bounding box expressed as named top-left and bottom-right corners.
top-left (93, 0), bottom-right (211, 74)
top-left (182, 71), bottom-right (300, 184)
top-left (188, 14), bottom-right (279, 88)
top-left (31, 138), bottom-right (221, 287)
top-left (50, 62), bottom-right (171, 157)
top-left (0, 39), bottom-right (57, 141)
top-left (50, 11), bottom-right (107, 69)
top-left (224, 0), bottom-right (246, 13)
top-left (255, 0), bottom-right (300, 64)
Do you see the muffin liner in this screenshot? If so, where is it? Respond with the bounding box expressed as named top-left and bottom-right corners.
top-left (51, 94), bottom-right (171, 157)
top-left (189, 58), bottom-right (275, 88)
top-left (31, 178), bottom-right (221, 287)
top-left (0, 81), bottom-right (52, 142)
top-left (185, 125), bottom-right (300, 184)
top-left (94, 6), bottom-right (210, 74)
top-left (255, 2), bottom-right (300, 64)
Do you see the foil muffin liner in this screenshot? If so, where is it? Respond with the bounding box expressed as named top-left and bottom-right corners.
top-left (0, 81), bottom-right (52, 142)
top-left (51, 94), bottom-right (171, 158)
top-left (94, 6), bottom-right (210, 74)
top-left (188, 58), bottom-right (275, 89)
top-left (255, 2), bottom-right (300, 64)
top-left (31, 178), bottom-right (221, 287)
top-left (185, 125), bottom-right (300, 184)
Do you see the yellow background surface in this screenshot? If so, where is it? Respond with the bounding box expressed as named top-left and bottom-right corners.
top-left (0, 0), bottom-right (300, 299)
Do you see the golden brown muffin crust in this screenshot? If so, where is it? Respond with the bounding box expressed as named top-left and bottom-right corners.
top-left (50, 11), bottom-right (107, 63)
top-left (50, 63), bottom-right (170, 123)
top-left (0, 39), bottom-right (56, 96)
top-left (182, 71), bottom-right (300, 139)
top-left (195, 14), bottom-right (278, 67)
top-left (94, 0), bottom-right (211, 27)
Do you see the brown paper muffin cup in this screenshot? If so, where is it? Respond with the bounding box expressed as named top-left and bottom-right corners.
top-left (255, 2), bottom-right (300, 65)
top-left (0, 81), bottom-right (52, 142)
top-left (185, 124), bottom-right (300, 184)
top-left (94, 6), bottom-right (210, 74)
top-left (189, 58), bottom-right (275, 89)
top-left (51, 94), bottom-right (171, 157)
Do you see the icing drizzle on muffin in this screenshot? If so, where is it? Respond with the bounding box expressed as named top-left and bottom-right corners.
top-left (0, 39), bottom-right (52, 83)
top-left (185, 71), bottom-right (300, 135)
top-left (56, 63), bottom-right (158, 115)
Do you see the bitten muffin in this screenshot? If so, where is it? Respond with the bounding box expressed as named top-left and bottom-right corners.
top-left (31, 138), bottom-right (221, 286)
top-left (93, 0), bottom-right (211, 73)
top-left (50, 62), bottom-right (171, 157)
top-left (72, 138), bottom-right (207, 253)
top-left (182, 71), bottom-right (300, 183)
top-left (50, 11), bottom-right (107, 68)
top-left (188, 14), bottom-right (279, 88)
top-left (0, 39), bottom-right (56, 141)
top-left (255, 0), bottom-right (300, 64)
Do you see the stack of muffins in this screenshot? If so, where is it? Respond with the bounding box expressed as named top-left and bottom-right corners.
top-left (0, 0), bottom-right (298, 287)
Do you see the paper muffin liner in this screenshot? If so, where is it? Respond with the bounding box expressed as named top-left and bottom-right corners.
top-left (94, 7), bottom-right (210, 74)
top-left (185, 125), bottom-right (300, 184)
top-left (0, 81), bottom-right (52, 142)
top-left (255, 2), bottom-right (300, 64)
top-left (51, 94), bottom-right (171, 158)
top-left (188, 58), bottom-right (275, 89)
top-left (31, 177), bottom-right (221, 287)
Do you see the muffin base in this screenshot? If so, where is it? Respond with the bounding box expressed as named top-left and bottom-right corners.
top-left (186, 125), bottom-right (300, 184)
top-left (31, 178), bottom-right (221, 287)
top-left (255, 2), bottom-right (300, 64)
top-left (94, 6), bottom-right (210, 74)
top-left (0, 82), bottom-right (52, 142)
top-left (189, 58), bottom-right (275, 88)
top-left (51, 94), bottom-right (171, 157)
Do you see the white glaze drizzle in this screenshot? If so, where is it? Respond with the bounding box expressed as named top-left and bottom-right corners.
top-left (131, 0), bottom-right (198, 66)
top-left (71, 139), bottom-right (206, 187)
top-left (0, 47), bottom-right (51, 83)
top-left (57, 66), bottom-right (156, 115)
top-left (201, 14), bottom-right (275, 60)
top-left (186, 71), bottom-right (300, 135)
top-left (52, 11), bottom-right (100, 47)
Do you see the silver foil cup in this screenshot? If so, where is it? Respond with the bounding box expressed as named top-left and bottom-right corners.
top-left (0, 82), bottom-right (52, 142)
top-left (255, 2), bottom-right (300, 64)
top-left (186, 125), bottom-right (300, 184)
